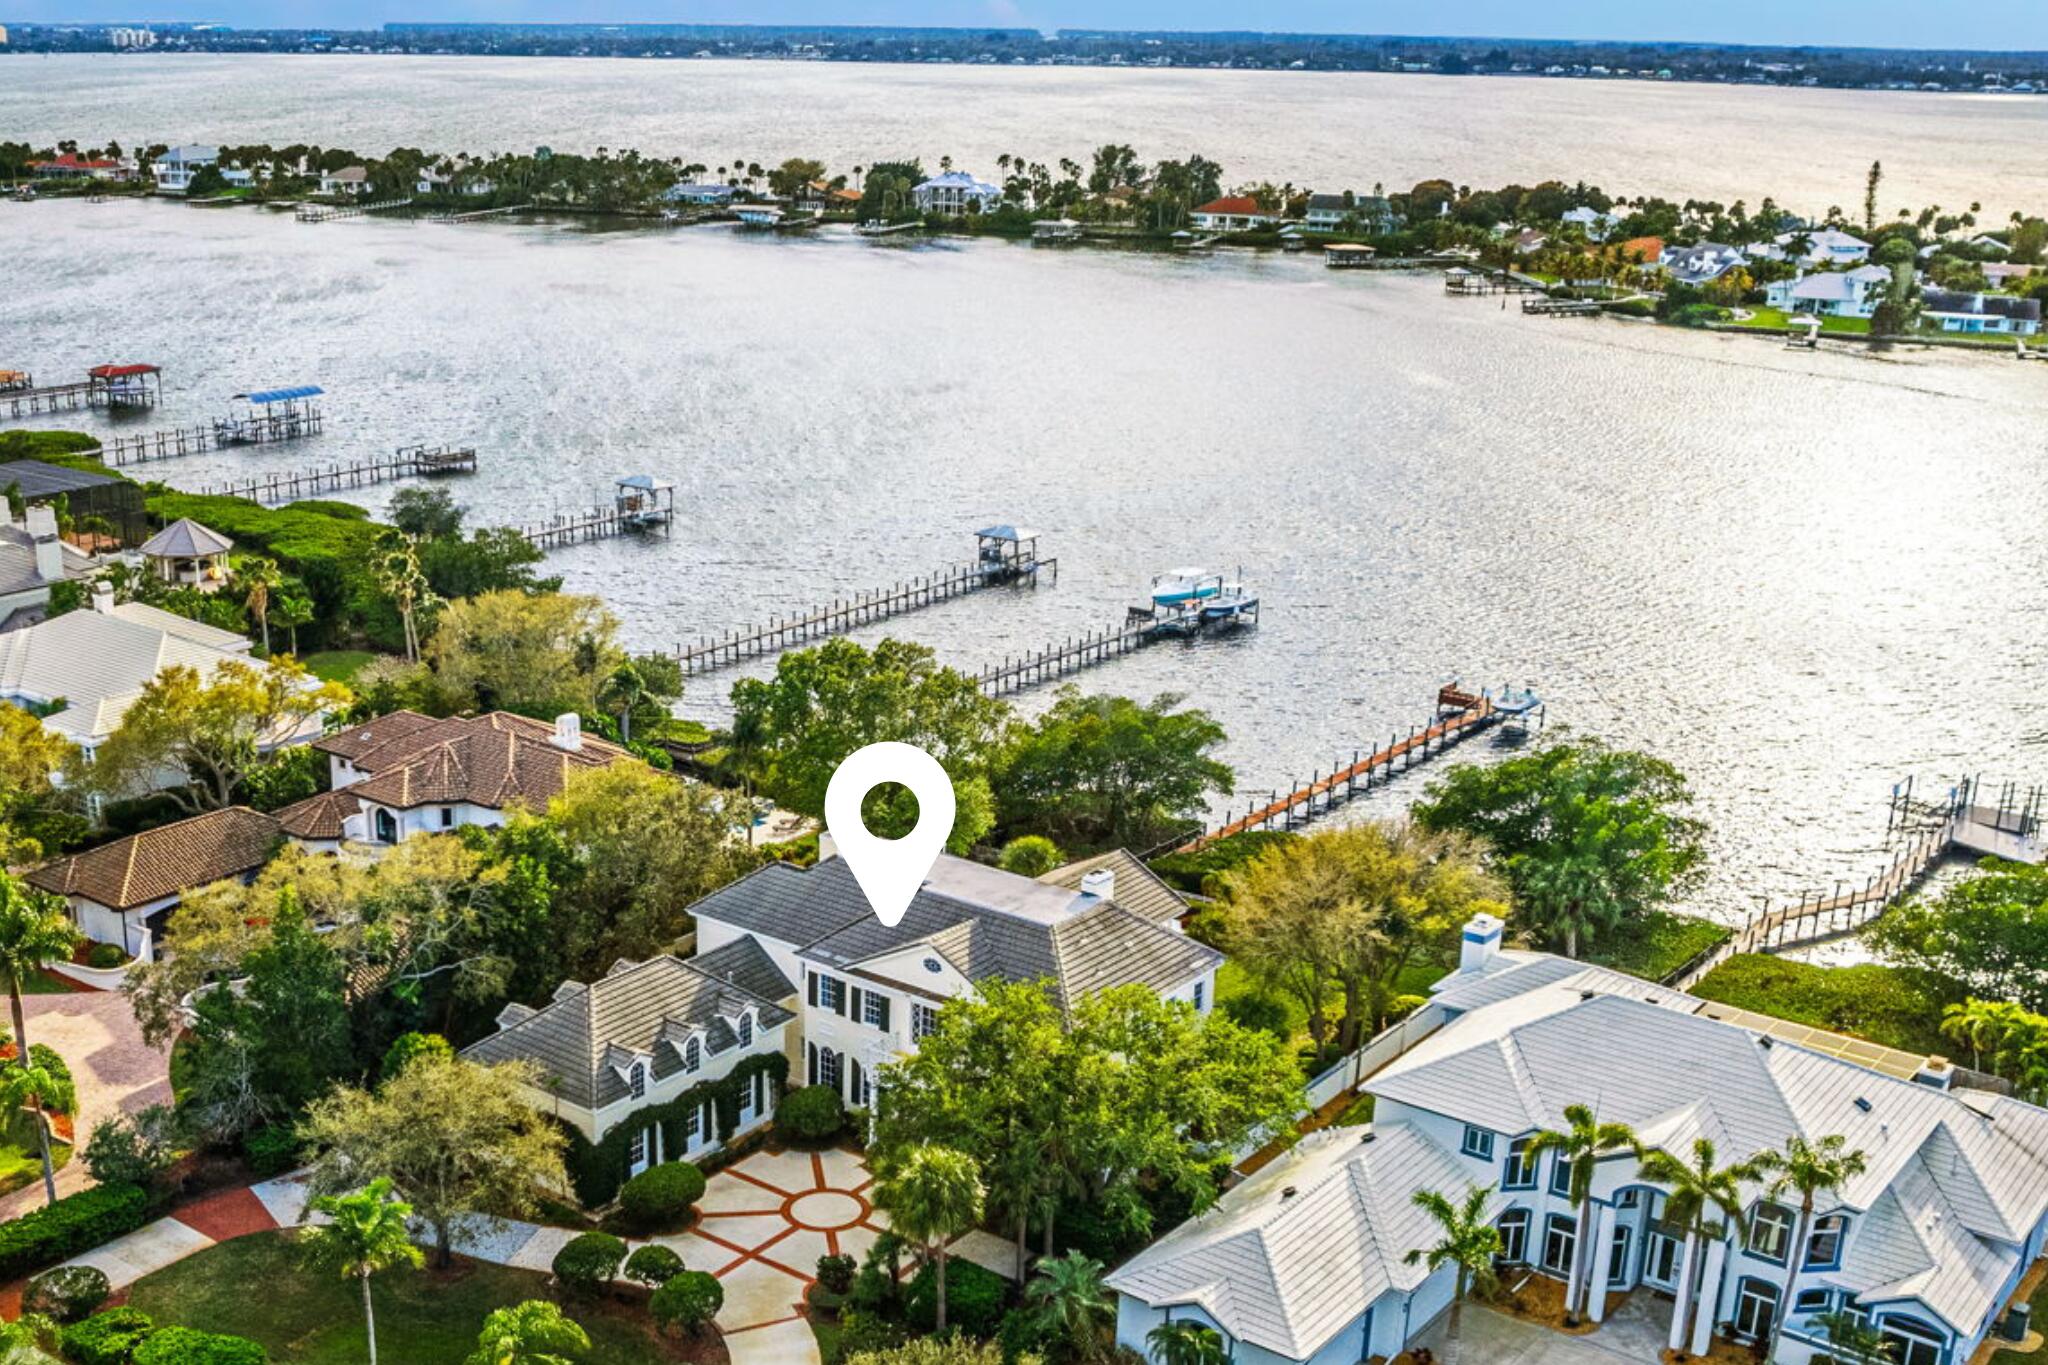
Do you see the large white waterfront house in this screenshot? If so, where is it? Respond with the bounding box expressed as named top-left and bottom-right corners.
top-left (1764, 264), bottom-right (1892, 318)
top-left (912, 171), bottom-right (1004, 216)
top-left (1110, 914), bottom-right (2048, 1365)
top-left (688, 844), bottom-right (1217, 1111)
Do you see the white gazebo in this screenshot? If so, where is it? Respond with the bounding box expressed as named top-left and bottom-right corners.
top-left (138, 517), bottom-right (234, 591)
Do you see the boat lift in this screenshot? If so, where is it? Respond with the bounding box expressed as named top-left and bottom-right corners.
top-left (215, 385), bottom-right (324, 444)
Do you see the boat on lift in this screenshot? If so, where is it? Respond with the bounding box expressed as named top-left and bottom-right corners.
top-left (1200, 574), bottom-right (1261, 626)
top-left (1150, 568), bottom-right (1224, 607)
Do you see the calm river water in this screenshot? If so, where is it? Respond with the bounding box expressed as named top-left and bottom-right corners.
top-left (5, 61), bottom-right (2048, 925)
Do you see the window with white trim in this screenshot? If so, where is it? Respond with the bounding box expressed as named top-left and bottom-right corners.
top-left (911, 1002), bottom-right (939, 1041)
top-left (1461, 1126), bottom-right (1495, 1161)
top-left (1747, 1203), bottom-right (1795, 1263)
top-left (862, 990), bottom-right (890, 1029)
top-left (1805, 1213), bottom-right (1845, 1268)
top-left (1502, 1138), bottom-right (1536, 1189)
top-left (737, 1013), bottom-right (754, 1047)
top-left (682, 1037), bottom-right (701, 1073)
top-left (1497, 1208), bottom-right (1530, 1263)
top-left (627, 1061), bottom-right (646, 1100)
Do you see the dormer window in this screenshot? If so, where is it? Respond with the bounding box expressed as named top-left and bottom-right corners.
top-left (627, 1061), bottom-right (647, 1100)
top-left (683, 1037), bottom-right (701, 1073)
top-left (737, 1013), bottom-right (753, 1047)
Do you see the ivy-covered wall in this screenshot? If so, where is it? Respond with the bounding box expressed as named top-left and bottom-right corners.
top-left (561, 1051), bottom-right (790, 1208)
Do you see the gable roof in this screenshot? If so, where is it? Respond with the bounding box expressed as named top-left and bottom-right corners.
top-left (26, 807), bottom-right (280, 911)
top-left (692, 934), bottom-right (798, 1003)
top-left (0, 603), bottom-right (255, 744)
top-left (691, 853), bottom-right (1219, 1009)
top-left (1107, 1123), bottom-right (1492, 1359)
top-left (459, 954), bottom-right (794, 1108)
top-left (138, 518), bottom-right (233, 559)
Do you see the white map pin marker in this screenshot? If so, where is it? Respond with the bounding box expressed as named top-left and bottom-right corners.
top-left (825, 741), bottom-right (956, 928)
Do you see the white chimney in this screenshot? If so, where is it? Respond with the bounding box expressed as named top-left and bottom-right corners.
top-left (25, 507), bottom-right (61, 585)
top-left (89, 580), bottom-right (116, 614)
top-left (817, 831), bottom-right (838, 863)
top-left (551, 712), bottom-right (582, 752)
top-left (1081, 867), bottom-right (1115, 901)
top-left (1459, 912), bottom-right (1504, 974)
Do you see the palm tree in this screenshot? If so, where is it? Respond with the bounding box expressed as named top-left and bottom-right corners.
top-left (1637, 1138), bottom-right (1763, 1356)
top-left (1814, 1308), bottom-right (1894, 1364)
top-left (871, 1144), bottom-right (984, 1332)
top-left (1026, 1250), bottom-right (1113, 1362)
top-left (272, 587), bottom-right (315, 658)
top-left (238, 555), bottom-right (281, 654)
top-left (0, 1060), bottom-right (71, 1208)
top-left (597, 663), bottom-right (645, 745)
top-left (1146, 1319), bottom-right (1228, 1365)
top-left (1754, 1135), bottom-right (1868, 1364)
top-left (300, 1177), bottom-right (426, 1365)
top-left (1526, 1104), bottom-right (1637, 1323)
top-left (372, 531), bottom-right (437, 663)
top-left (1401, 1184), bottom-right (1502, 1365)
top-left (0, 873), bottom-right (77, 1204)
top-left (465, 1300), bottom-right (591, 1365)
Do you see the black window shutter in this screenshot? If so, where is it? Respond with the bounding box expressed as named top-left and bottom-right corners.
top-left (877, 996), bottom-right (892, 1031)
top-left (848, 985), bottom-right (862, 1021)
top-left (834, 978), bottom-right (849, 1017)
top-left (807, 972), bottom-right (819, 1008)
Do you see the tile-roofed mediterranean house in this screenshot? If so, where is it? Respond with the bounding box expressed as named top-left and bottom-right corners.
top-left (310, 710), bottom-right (630, 846)
top-left (460, 953), bottom-right (794, 1177)
top-left (689, 842), bottom-right (1218, 1113)
top-left (25, 807), bottom-right (281, 958)
top-left (1111, 912), bottom-right (2048, 1365)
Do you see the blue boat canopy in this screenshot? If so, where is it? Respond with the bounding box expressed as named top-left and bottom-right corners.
top-left (237, 385), bottom-right (324, 405)
top-left (977, 524), bottom-right (1039, 542)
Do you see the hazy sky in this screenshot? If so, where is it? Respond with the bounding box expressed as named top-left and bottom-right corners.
top-left (13, 0), bottom-right (2048, 49)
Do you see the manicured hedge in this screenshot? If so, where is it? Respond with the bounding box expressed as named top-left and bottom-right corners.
top-left (775, 1085), bottom-right (844, 1144)
top-left (904, 1257), bottom-right (1007, 1337)
top-left (141, 492), bottom-right (380, 640)
top-left (551, 1231), bottom-right (626, 1296)
top-left (618, 1160), bottom-right (705, 1232)
top-left (559, 1051), bottom-right (787, 1208)
top-left (133, 1326), bottom-right (269, 1364)
top-left (60, 1307), bottom-right (156, 1365)
top-left (23, 1262), bottom-right (111, 1322)
top-left (0, 1181), bottom-right (148, 1280)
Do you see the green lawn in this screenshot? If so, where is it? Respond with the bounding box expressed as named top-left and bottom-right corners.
top-left (1725, 306), bottom-right (1871, 334)
top-left (1689, 954), bottom-right (1949, 1057)
top-left (0, 1109), bottom-right (73, 1198)
top-left (298, 650), bottom-right (380, 685)
top-left (127, 1231), bottom-right (687, 1364)
top-left (18, 970), bottom-right (74, 995)
top-left (1988, 1273), bottom-right (2048, 1363)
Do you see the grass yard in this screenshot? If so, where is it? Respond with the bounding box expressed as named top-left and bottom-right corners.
top-left (126, 1230), bottom-right (712, 1364)
top-left (1689, 953), bottom-right (1949, 1057)
top-left (0, 1109), bottom-right (73, 1198)
top-left (18, 970), bottom-right (76, 995)
top-left (298, 650), bottom-right (379, 685)
top-left (1725, 306), bottom-right (1872, 334)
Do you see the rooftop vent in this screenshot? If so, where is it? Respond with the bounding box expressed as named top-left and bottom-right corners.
top-left (1854, 1097), bottom-right (1873, 1113)
top-left (1579, 989), bottom-right (1596, 1001)
top-left (1759, 1036), bottom-right (1773, 1049)
top-left (1280, 1186), bottom-right (1297, 1200)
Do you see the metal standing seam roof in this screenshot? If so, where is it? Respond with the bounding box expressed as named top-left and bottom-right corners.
top-left (0, 603), bottom-right (255, 744)
top-left (459, 954), bottom-right (795, 1109)
top-left (0, 458), bottom-right (123, 496)
top-left (1106, 1123), bottom-right (1496, 1360)
top-left (87, 364), bottom-right (159, 379)
top-left (237, 386), bottom-right (323, 405)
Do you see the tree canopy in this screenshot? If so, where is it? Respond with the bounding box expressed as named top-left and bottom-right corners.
top-left (1413, 736), bottom-right (1706, 957)
top-left (1869, 860), bottom-right (2048, 1013)
top-left (423, 590), bottom-right (620, 716)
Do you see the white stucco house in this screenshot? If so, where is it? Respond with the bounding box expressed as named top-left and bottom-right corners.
top-left (1111, 913), bottom-right (2048, 1365)
top-left (1190, 196), bottom-right (1277, 232)
top-left (0, 506), bottom-right (96, 631)
top-left (1756, 227), bottom-right (1873, 267)
top-left (150, 145), bottom-right (218, 193)
top-left (912, 170), bottom-right (1004, 216)
top-left (1919, 289), bottom-right (2042, 336)
top-left (462, 939), bottom-right (795, 1174)
top-left (25, 806), bottom-right (281, 958)
top-left (277, 709), bottom-right (631, 849)
top-left (687, 844), bottom-right (1216, 1113)
top-left (1764, 264), bottom-right (1892, 318)
top-left (1562, 206), bottom-right (1624, 240)
top-left (1660, 241), bottom-right (1749, 284)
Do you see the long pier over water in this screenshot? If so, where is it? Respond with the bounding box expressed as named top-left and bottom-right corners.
top-left (190, 445), bottom-right (477, 504)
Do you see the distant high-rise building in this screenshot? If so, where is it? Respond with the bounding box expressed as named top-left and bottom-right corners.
top-left (109, 26), bottom-right (158, 49)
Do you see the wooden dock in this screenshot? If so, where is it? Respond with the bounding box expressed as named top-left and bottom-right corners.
top-left (188, 445), bottom-right (477, 504)
top-left (296, 196), bottom-right (413, 223)
top-left (975, 619), bottom-right (1156, 699)
top-left (1523, 297), bottom-right (1602, 316)
top-left (98, 409), bottom-right (325, 466)
top-left (1445, 268), bottom-right (1547, 297)
top-left (1664, 775), bottom-right (2047, 990)
top-left (676, 554), bottom-right (1057, 677)
top-left (1169, 684), bottom-right (1540, 854)
top-left (515, 501), bottom-right (673, 551)
top-left (431, 203), bottom-right (533, 224)
top-left (1, 382), bottom-right (96, 418)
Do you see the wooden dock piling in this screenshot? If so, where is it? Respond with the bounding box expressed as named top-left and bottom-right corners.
top-left (97, 406), bottom-right (326, 466)
top-left (190, 445), bottom-right (477, 504)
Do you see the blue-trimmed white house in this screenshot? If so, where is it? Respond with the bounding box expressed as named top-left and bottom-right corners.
top-left (1110, 913), bottom-right (2048, 1365)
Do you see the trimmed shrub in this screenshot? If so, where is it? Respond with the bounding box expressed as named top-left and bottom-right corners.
top-left (551, 1231), bottom-right (627, 1296)
top-left (133, 1326), bottom-right (269, 1364)
top-left (649, 1270), bottom-right (722, 1337)
top-left (29, 1043), bottom-right (73, 1112)
top-left (815, 1252), bottom-right (856, 1295)
top-left (0, 1181), bottom-right (148, 1280)
top-left (23, 1262), bottom-right (111, 1322)
top-left (378, 1031), bottom-right (454, 1081)
top-left (622, 1243), bottom-right (683, 1288)
top-left (240, 1124), bottom-right (300, 1177)
top-left (1149, 829), bottom-right (1296, 896)
top-left (905, 1257), bottom-right (1008, 1337)
top-left (1220, 990), bottom-right (1292, 1040)
top-left (617, 1160), bottom-right (705, 1232)
top-left (833, 1309), bottom-right (906, 1357)
top-left (60, 1308), bottom-right (155, 1365)
top-left (82, 1105), bottom-right (180, 1193)
top-left (776, 1084), bottom-right (844, 1143)
top-left (995, 835), bottom-right (1062, 877)
top-left (998, 1305), bottom-right (1057, 1362)
top-left (88, 943), bottom-right (127, 970)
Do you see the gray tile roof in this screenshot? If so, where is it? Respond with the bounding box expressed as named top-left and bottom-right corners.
top-left (1039, 848), bottom-right (1188, 925)
top-left (1106, 1123), bottom-right (1492, 1360)
top-left (692, 934), bottom-right (798, 1003)
top-left (460, 954), bottom-right (793, 1109)
top-left (692, 854), bottom-right (1218, 1010)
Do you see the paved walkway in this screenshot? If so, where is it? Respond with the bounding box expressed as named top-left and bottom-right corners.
top-left (0, 983), bottom-right (172, 1220)
top-left (1410, 1298), bottom-right (1677, 1364)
